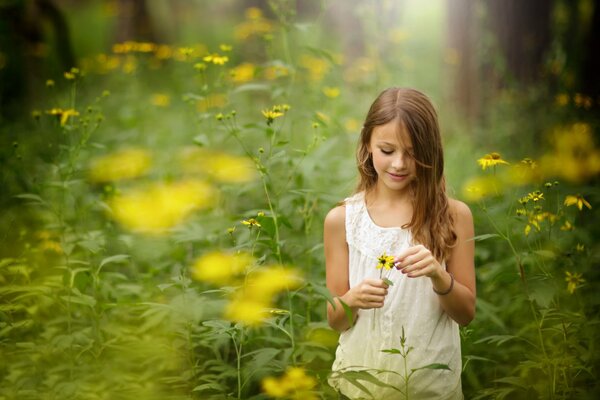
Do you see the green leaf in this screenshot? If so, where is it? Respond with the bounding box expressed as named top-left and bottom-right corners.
top-left (382, 278), bottom-right (394, 286)
top-left (14, 193), bottom-right (46, 206)
top-left (381, 348), bottom-right (402, 354)
top-left (338, 298), bottom-right (354, 327)
top-left (469, 233), bottom-right (500, 242)
top-left (99, 254), bottom-right (130, 271)
top-left (533, 250), bottom-right (556, 259)
top-left (310, 283), bottom-right (337, 310)
top-left (474, 335), bottom-right (518, 346)
top-left (412, 363), bottom-right (451, 372)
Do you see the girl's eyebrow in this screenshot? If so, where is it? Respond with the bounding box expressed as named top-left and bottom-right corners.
top-left (377, 140), bottom-right (413, 150)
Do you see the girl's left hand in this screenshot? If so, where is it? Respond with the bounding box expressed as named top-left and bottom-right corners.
top-left (394, 245), bottom-right (444, 279)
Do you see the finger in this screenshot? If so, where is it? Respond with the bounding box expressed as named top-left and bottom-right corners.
top-left (394, 245), bottom-right (420, 262)
top-left (401, 258), bottom-right (431, 274)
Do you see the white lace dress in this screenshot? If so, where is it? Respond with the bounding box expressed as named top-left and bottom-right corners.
top-left (329, 192), bottom-right (463, 399)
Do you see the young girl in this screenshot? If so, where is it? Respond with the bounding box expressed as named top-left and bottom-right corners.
top-left (325, 87), bottom-right (475, 399)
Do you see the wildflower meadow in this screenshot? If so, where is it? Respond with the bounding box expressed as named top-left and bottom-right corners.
top-left (1, 1), bottom-right (599, 399)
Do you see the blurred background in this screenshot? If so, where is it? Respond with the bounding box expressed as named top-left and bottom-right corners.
top-left (0, 1), bottom-right (598, 399)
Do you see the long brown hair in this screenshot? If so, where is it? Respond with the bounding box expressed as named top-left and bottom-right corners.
top-left (356, 87), bottom-right (456, 261)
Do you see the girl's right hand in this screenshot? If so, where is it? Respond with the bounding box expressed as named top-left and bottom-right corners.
top-left (346, 278), bottom-right (389, 309)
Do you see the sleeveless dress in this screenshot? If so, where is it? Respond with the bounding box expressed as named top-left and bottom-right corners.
top-left (329, 192), bottom-right (463, 400)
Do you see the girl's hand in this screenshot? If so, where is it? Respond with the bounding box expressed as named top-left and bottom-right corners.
top-left (394, 245), bottom-right (444, 279)
top-left (346, 278), bottom-right (389, 309)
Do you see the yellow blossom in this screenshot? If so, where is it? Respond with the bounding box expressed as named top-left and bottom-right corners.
top-left (262, 376), bottom-right (287, 397)
top-left (203, 53), bottom-right (229, 65)
top-left (322, 86), bottom-right (340, 98)
top-left (234, 8), bottom-right (274, 40)
top-left (262, 109), bottom-right (284, 125)
top-left (299, 54), bottom-right (329, 82)
top-left (576, 243), bottom-right (585, 252)
top-left (180, 148), bottom-right (257, 183)
top-left (242, 218), bottom-right (261, 228)
top-left (527, 191), bottom-right (544, 202)
top-left (151, 93), bottom-right (170, 107)
top-left (229, 63), bottom-right (255, 83)
top-left (461, 175), bottom-right (504, 202)
top-left (376, 253), bottom-right (395, 270)
top-left (178, 47), bottom-right (194, 58)
top-left (564, 194), bottom-right (592, 210)
top-left (191, 251), bottom-right (253, 285)
top-left (88, 148), bottom-right (152, 183)
top-left (109, 180), bottom-right (215, 234)
top-left (224, 266), bottom-right (303, 326)
top-left (224, 297), bottom-right (270, 326)
top-left (539, 123), bottom-right (600, 183)
top-left (477, 152), bottom-right (509, 170)
top-left (560, 220), bottom-right (574, 231)
top-left (219, 44), bottom-right (232, 52)
top-left (555, 93), bottom-right (569, 106)
top-left (565, 271), bottom-right (585, 294)
top-left (261, 367), bottom-right (317, 399)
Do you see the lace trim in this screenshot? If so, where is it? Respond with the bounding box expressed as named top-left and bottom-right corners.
top-left (345, 192), bottom-right (410, 257)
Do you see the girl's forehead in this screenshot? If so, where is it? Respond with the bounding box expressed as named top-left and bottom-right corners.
top-left (371, 121), bottom-right (412, 146)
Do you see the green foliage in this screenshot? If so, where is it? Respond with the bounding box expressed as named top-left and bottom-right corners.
top-left (1, 1), bottom-right (599, 400)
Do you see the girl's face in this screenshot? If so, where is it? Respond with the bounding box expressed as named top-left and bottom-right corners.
top-left (368, 120), bottom-right (416, 193)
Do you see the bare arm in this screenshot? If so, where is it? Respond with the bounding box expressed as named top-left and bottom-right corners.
top-left (324, 205), bottom-right (389, 332)
top-left (394, 200), bottom-right (476, 326)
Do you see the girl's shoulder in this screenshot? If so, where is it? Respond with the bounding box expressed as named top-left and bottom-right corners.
top-left (448, 198), bottom-right (474, 226)
top-left (324, 192), bottom-right (366, 230)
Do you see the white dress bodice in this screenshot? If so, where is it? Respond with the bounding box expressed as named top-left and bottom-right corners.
top-left (329, 192), bottom-right (463, 399)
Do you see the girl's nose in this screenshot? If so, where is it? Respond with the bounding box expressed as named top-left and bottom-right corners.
top-left (392, 154), bottom-right (405, 169)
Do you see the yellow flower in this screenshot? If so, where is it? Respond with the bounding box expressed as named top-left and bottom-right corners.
top-left (299, 54), bottom-right (329, 82)
top-left (46, 79), bottom-right (55, 87)
top-left (555, 93), bottom-right (569, 106)
top-left (180, 148), bottom-right (257, 183)
top-left (151, 93), bottom-right (170, 107)
top-left (224, 296), bottom-right (268, 326)
top-left (527, 191), bottom-right (544, 202)
top-left (109, 180), bottom-right (215, 234)
top-left (262, 376), bottom-right (287, 397)
top-left (88, 148), bottom-right (152, 183)
top-left (560, 220), bottom-right (574, 231)
top-left (477, 152), bottom-right (509, 170)
top-left (178, 47), bottom-right (194, 58)
top-left (539, 123), bottom-right (600, 183)
top-left (564, 194), bottom-right (592, 210)
top-left (59, 109), bottom-right (79, 126)
top-left (247, 267), bottom-right (303, 300)
top-left (262, 109), bottom-right (284, 125)
top-left (576, 243), bottom-right (585, 252)
top-left (261, 367), bottom-right (317, 399)
top-left (203, 53), bottom-right (229, 65)
top-left (461, 175), bottom-right (504, 202)
top-left (191, 251), bottom-right (253, 285)
top-left (229, 63), bottom-right (255, 83)
top-left (242, 218), bottom-right (261, 228)
top-left (565, 271), bottom-right (585, 294)
top-left (45, 108), bottom-right (79, 126)
top-left (224, 266), bottom-right (303, 326)
top-left (322, 86), bottom-right (340, 98)
top-left (219, 44), bottom-right (233, 52)
top-left (376, 253), bottom-right (395, 270)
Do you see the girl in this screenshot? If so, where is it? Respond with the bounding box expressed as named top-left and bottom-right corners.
top-left (325, 87), bottom-right (475, 399)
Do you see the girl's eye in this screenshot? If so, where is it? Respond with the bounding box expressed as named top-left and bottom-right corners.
top-left (381, 149), bottom-right (393, 155)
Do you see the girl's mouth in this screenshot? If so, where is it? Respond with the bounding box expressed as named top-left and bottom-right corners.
top-left (387, 172), bottom-right (408, 181)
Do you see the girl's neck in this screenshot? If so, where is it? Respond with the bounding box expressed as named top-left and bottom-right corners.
top-left (367, 182), bottom-right (413, 206)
